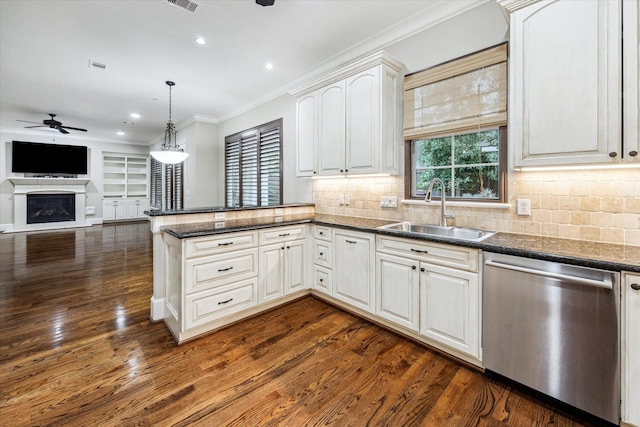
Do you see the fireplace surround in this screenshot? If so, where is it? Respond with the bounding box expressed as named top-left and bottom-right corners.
top-left (7, 178), bottom-right (90, 233)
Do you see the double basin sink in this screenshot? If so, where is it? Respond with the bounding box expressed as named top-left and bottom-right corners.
top-left (378, 221), bottom-right (495, 242)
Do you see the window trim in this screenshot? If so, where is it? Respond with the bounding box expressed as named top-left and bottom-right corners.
top-left (224, 118), bottom-right (283, 208)
top-left (404, 126), bottom-right (507, 203)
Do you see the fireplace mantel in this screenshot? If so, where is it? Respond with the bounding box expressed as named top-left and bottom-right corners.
top-left (6, 177), bottom-right (91, 233)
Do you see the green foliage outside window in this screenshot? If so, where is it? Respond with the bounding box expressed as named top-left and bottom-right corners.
top-left (415, 129), bottom-right (500, 200)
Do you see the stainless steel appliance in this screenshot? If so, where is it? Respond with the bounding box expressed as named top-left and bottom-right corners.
top-left (482, 252), bottom-right (620, 424)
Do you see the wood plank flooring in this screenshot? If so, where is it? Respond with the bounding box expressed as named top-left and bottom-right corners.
top-left (0, 222), bottom-right (603, 426)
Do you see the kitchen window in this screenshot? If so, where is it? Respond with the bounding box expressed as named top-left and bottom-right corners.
top-left (225, 119), bottom-right (282, 208)
top-left (404, 43), bottom-right (507, 202)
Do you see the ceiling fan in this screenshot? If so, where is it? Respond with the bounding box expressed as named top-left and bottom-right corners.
top-left (17, 113), bottom-right (87, 134)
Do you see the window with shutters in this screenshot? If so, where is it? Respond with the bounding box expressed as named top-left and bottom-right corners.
top-left (404, 43), bottom-right (507, 202)
top-left (225, 119), bottom-right (282, 207)
top-left (149, 155), bottom-right (184, 210)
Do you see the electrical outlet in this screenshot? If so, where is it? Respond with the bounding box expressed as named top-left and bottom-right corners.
top-left (214, 221), bottom-right (226, 229)
top-left (275, 208), bottom-right (283, 214)
top-left (380, 196), bottom-right (398, 208)
top-left (339, 194), bottom-right (345, 205)
top-left (344, 194), bottom-right (350, 206)
top-left (516, 199), bottom-right (531, 216)
top-left (214, 212), bottom-right (226, 220)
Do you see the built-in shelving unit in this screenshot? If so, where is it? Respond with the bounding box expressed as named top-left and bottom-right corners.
top-left (102, 153), bottom-right (149, 221)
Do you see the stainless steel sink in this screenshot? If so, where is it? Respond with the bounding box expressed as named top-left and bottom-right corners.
top-left (378, 222), bottom-right (495, 242)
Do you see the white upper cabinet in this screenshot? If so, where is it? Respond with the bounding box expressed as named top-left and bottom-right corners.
top-left (505, 0), bottom-right (625, 167)
top-left (624, 0), bottom-right (639, 163)
top-left (295, 93), bottom-right (317, 177)
top-left (292, 51), bottom-right (403, 177)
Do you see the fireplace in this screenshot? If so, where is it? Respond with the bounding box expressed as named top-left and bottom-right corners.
top-left (27, 194), bottom-right (76, 224)
top-left (8, 178), bottom-right (90, 233)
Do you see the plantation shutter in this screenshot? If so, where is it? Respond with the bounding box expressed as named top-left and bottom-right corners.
top-left (149, 157), bottom-right (162, 209)
top-left (259, 122), bottom-right (282, 206)
top-left (225, 135), bottom-right (241, 207)
top-left (403, 43), bottom-right (507, 140)
top-left (224, 119), bottom-right (282, 208)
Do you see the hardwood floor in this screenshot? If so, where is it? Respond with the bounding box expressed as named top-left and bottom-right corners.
top-left (0, 222), bottom-right (603, 426)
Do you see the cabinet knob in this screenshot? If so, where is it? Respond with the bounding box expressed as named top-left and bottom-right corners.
top-left (608, 152), bottom-right (618, 158)
top-left (412, 265), bottom-right (416, 270)
top-left (629, 151), bottom-right (638, 157)
top-left (631, 283), bottom-right (640, 291)
top-left (319, 252), bottom-right (324, 256)
top-left (420, 267), bottom-right (425, 272)
top-left (313, 171), bottom-right (317, 174)
top-left (319, 278), bottom-right (324, 282)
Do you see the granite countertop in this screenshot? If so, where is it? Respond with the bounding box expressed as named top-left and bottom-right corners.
top-left (160, 213), bottom-right (640, 273)
top-left (145, 203), bottom-right (314, 217)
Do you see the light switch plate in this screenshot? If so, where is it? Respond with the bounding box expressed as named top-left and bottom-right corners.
top-left (214, 212), bottom-right (226, 220)
top-left (380, 196), bottom-right (398, 208)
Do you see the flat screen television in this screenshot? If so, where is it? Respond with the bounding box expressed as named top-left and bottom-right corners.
top-left (11, 141), bottom-right (88, 175)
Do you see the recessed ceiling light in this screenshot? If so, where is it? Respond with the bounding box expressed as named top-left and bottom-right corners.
top-left (130, 113), bottom-right (141, 119)
top-left (265, 62), bottom-right (273, 70)
top-left (116, 131), bottom-right (125, 136)
top-left (195, 37), bottom-right (206, 45)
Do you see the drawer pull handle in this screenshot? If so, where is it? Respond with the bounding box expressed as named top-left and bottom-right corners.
top-left (632, 283), bottom-right (640, 291)
top-left (410, 248), bottom-right (429, 254)
top-left (279, 233), bottom-right (290, 237)
top-left (346, 240), bottom-right (357, 244)
top-left (218, 266), bottom-right (234, 272)
top-left (218, 298), bottom-right (234, 305)
top-left (217, 242), bottom-right (234, 246)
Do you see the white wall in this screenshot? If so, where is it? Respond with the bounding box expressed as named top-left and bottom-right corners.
top-left (215, 93), bottom-right (312, 206)
top-left (0, 130), bottom-right (149, 229)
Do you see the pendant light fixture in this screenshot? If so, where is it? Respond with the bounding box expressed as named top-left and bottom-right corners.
top-left (150, 81), bottom-right (189, 164)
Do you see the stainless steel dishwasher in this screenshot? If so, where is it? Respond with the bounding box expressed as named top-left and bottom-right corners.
top-left (482, 252), bottom-right (620, 424)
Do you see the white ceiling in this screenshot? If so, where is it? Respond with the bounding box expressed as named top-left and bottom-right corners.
top-left (0, 0), bottom-right (482, 145)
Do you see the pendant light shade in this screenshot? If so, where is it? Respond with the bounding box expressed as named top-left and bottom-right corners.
top-left (150, 81), bottom-right (189, 164)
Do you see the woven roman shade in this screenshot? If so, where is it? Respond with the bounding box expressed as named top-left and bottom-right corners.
top-left (403, 43), bottom-right (508, 140)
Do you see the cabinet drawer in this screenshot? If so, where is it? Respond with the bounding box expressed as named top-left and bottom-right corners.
top-left (185, 248), bottom-right (258, 294)
top-left (185, 231), bottom-right (258, 259)
top-left (259, 225), bottom-right (306, 245)
top-left (313, 240), bottom-right (332, 268)
top-left (185, 278), bottom-right (258, 329)
top-left (376, 235), bottom-right (478, 272)
top-left (313, 225), bottom-right (332, 241)
top-left (313, 265), bottom-right (332, 295)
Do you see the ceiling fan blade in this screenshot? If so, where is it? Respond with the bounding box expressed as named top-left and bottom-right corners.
top-left (60, 125), bottom-right (87, 132)
top-left (58, 128), bottom-right (70, 134)
top-left (17, 119), bottom-right (42, 124)
top-left (24, 125), bottom-right (47, 128)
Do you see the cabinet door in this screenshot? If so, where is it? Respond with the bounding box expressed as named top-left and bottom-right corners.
top-left (623, 0), bottom-right (639, 163)
top-left (346, 67), bottom-right (380, 174)
top-left (103, 201), bottom-right (116, 220)
top-left (511, 0), bottom-right (621, 166)
top-left (296, 93), bottom-right (318, 176)
top-left (259, 244), bottom-right (284, 303)
top-left (333, 230), bottom-right (374, 312)
top-left (318, 82), bottom-right (346, 175)
top-left (284, 239), bottom-right (306, 294)
top-left (622, 272), bottom-right (640, 425)
top-left (376, 253), bottom-right (419, 332)
top-left (420, 263), bottom-right (480, 358)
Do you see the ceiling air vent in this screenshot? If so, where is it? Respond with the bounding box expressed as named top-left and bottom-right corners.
top-left (167, 0), bottom-right (199, 13)
top-left (89, 60), bottom-right (107, 70)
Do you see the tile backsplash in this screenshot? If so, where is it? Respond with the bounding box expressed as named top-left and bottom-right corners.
top-left (312, 168), bottom-right (640, 246)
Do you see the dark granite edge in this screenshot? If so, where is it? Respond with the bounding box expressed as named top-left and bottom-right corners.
top-left (161, 218), bottom-right (313, 239)
top-left (145, 203), bottom-right (314, 217)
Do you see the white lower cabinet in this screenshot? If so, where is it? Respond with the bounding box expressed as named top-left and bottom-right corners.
top-left (622, 271), bottom-right (640, 427)
top-left (376, 235), bottom-right (481, 364)
top-left (376, 253), bottom-right (419, 332)
top-left (103, 199), bottom-right (126, 221)
top-left (419, 264), bottom-right (479, 359)
top-left (164, 226), bottom-right (307, 343)
top-left (333, 230), bottom-right (375, 313)
top-left (259, 238), bottom-right (306, 303)
top-left (126, 198), bottom-right (149, 219)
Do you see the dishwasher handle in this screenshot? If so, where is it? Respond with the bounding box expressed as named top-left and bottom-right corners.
top-left (484, 259), bottom-right (613, 289)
